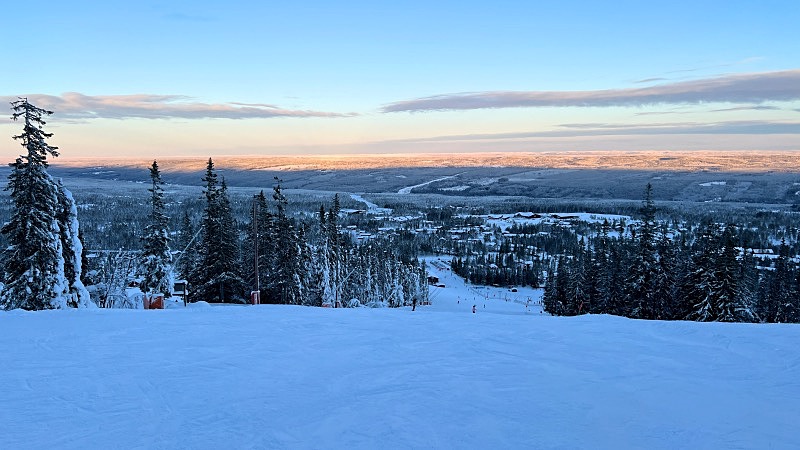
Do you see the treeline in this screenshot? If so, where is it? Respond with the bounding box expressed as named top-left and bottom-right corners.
top-left (174, 159), bottom-right (428, 307)
top-left (542, 185), bottom-right (800, 323)
top-left (450, 254), bottom-right (542, 288)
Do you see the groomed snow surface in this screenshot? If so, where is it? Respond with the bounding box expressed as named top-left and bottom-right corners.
top-left (2, 261), bottom-right (799, 449)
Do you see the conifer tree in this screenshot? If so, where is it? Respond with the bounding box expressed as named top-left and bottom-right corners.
top-left (626, 183), bottom-right (659, 319)
top-left (588, 221), bottom-right (611, 314)
top-left (738, 249), bottom-right (760, 322)
top-left (769, 241), bottom-right (794, 322)
top-left (1, 99), bottom-right (92, 310)
top-left (189, 159), bottom-right (246, 302)
top-left (323, 194), bottom-right (343, 306)
top-left (138, 161), bottom-right (173, 297)
top-left (653, 229), bottom-right (678, 320)
top-left (268, 181), bottom-right (304, 304)
top-left (55, 180), bottom-right (92, 307)
top-left (714, 225), bottom-right (749, 322)
top-left (605, 240), bottom-right (628, 316)
top-left (565, 244), bottom-right (587, 315)
top-left (683, 223), bottom-right (720, 321)
top-left (543, 258), bottom-right (568, 315)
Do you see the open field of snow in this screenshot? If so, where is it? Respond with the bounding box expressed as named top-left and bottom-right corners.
top-left (2, 266), bottom-right (799, 449)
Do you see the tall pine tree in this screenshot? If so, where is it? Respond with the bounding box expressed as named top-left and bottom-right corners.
top-left (268, 181), bottom-right (304, 304)
top-left (138, 161), bottom-right (173, 297)
top-left (1, 99), bottom-right (92, 310)
top-left (55, 180), bottom-right (92, 307)
top-left (714, 225), bottom-right (752, 322)
top-left (189, 159), bottom-right (246, 302)
top-left (626, 183), bottom-right (659, 319)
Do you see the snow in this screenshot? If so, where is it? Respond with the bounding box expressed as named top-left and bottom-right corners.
top-left (61, 185), bottom-right (93, 308)
top-left (439, 185), bottom-right (471, 191)
top-left (397, 173), bottom-right (462, 194)
top-left (699, 181), bottom-right (727, 187)
top-left (349, 193), bottom-right (393, 215)
top-left (1, 266), bottom-right (799, 448)
top-left (425, 257), bottom-right (544, 315)
top-left (480, 212), bottom-right (630, 231)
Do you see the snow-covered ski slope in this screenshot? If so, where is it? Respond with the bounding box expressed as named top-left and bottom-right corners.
top-left (424, 257), bottom-right (544, 316)
top-left (2, 264), bottom-right (798, 449)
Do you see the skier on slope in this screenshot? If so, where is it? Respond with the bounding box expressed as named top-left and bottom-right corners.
top-left (472, 305), bottom-right (476, 314)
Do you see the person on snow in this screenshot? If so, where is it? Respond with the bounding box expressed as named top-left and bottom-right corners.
top-left (472, 305), bottom-right (476, 314)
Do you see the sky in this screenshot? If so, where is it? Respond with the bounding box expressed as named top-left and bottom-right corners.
top-left (1, 0), bottom-right (798, 159)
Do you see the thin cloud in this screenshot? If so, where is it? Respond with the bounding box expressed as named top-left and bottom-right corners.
top-left (386, 121), bottom-right (800, 143)
top-left (664, 57), bottom-right (765, 75)
top-left (382, 70), bottom-right (800, 113)
top-left (710, 105), bottom-right (781, 113)
top-left (634, 77), bottom-right (668, 84)
top-left (635, 111), bottom-right (688, 116)
top-left (1, 93), bottom-right (355, 120)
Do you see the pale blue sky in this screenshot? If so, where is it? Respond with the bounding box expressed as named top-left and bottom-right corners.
top-left (1, 0), bottom-right (798, 158)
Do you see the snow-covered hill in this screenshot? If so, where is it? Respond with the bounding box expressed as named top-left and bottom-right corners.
top-left (2, 273), bottom-right (798, 448)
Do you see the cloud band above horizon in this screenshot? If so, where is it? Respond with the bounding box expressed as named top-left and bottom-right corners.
top-left (382, 70), bottom-right (800, 113)
top-left (0, 93), bottom-right (354, 120)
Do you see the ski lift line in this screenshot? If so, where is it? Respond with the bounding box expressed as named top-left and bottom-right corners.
top-left (169, 226), bottom-right (203, 274)
top-left (427, 285), bottom-right (443, 303)
top-left (329, 265), bottom-right (361, 307)
top-left (100, 249), bottom-right (138, 306)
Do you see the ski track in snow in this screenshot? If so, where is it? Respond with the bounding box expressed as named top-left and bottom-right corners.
top-left (1, 263), bottom-right (799, 449)
top-left (349, 193), bottom-right (380, 209)
top-left (349, 194), bottom-right (393, 215)
top-left (397, 173), bottom-right (462, 194)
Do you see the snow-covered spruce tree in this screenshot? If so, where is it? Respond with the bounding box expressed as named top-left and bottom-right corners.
top-left (713, 225), bottom-right (753, 322)
top-left (564, 242), bottom-right (588, 315)
top-left (325, 194), bottom-right (343, 306)
top-left (296, 223), bottom-right (318, 307)
top-left (269, 181), bottom-right (304, 304)
top-left (605, 238), bottom-right (629, 316)
top-left (189, 159), bottom-right (246, 302)
top-left (587, 220), bottom-right (611, 314)
top-left (138, 161), bottom-right (173, 298)
top-left (315, 204), bottom-right (336, 306)
top-left (1, 99), bottom-right (92, 310)
top-left (0, 99), bottom-right (69, 310)
top-left (55, 179), bottom-right (92, 307)
top-left (682, 223), bottom-right (720, 321)
top-left (767, 241), bottom-right (794, 323)
top-left (737, 249), bottom-right (760, 322)
top-left (653, 228), bottom-right (679, 320)
top-left (543, 257), bottom-right (568, 315)
top-left (625, 183), bottom-right (659, 319)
